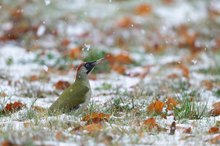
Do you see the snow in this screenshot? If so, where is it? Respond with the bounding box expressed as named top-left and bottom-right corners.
top-left (0, 0), bottom-right (219, 145)
top-left (155, 0), bottom-right (207, 26)
top-left (45, 0), bottom-right (51, 6)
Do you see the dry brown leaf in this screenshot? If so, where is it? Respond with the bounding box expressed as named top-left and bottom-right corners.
top-left (183, 127), bottom-right (192, 134)
top-left (143, 118), bottom-right (165, 132)
top-left (143, 118), bottom-right (158, 131)
top-left (29, 75), bottom-right (39, 82)
top-left (69, 47), bottom-right (81, 59)
top-left (202, 80), bottom-right (214, 90)
top-left (82, 112), bottom-right (110, 124)
top-left (61, 38), bottom-right (70, 47)
top-left (209, 134), bottom-right (220, 144)
top-left (210, 102), bottom-right (220, 116)
top-left (55, 131), bottom-right (67, 141)
top-left (114, 53), bottom-right (133, 64)
top-left (106, 53), bottom-right (133, 64)
top-left (0, 92), bottom-right (7, 97)
top-left (167, 73), bottom-right (179, 79)
top-left (4, 101), bottom-right (24, 113)
top-left (54, 80), bottom-right (70, 90)
top-left (166, 97), bottom-right (178, 110)
top-left (134, 3), bottom-right (152, 15)
top-left (111, 64), bottom-right (126, 75)
top-left (84, 123), bottom-right (103, 132)
top-left (1, 140), bottom-right (19, 146)
top-left (178, 64), bottom-right (189, 78)
top-left (147, 99), bottom-right (165, 114)
top-left (32, 106), bottom-right (47, 113)
top-left (208, 127), bottom-right (219, 134)
top-left (117, 16), bottom-right (134, 28)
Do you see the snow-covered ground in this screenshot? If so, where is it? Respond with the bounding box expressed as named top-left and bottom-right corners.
top-left (0, 0), bottom-right (220, 145)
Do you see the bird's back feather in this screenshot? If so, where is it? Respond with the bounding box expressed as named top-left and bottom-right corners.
top-left (49, 81), bottom-right (90, 114)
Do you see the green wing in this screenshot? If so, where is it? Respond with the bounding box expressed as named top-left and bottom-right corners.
top-left (49, 83), bottom-right (89, 113)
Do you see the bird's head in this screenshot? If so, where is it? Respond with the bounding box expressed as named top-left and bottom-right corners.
top-left (76, 58), bottom-right (104, 79)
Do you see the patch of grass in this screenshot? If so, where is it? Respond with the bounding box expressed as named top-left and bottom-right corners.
top-left (174, 99), bottom-right (207, 120)
top-left (6, 57), bottom-right (13, 66)
top-left (199, 67), bottom-right (220, 75)
top-left (215, 89), bottom-right (220, 97)
top-left (95, 83), bottom-right (112, 90)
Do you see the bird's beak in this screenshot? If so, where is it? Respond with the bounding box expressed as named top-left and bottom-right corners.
top-left (94, 58), bottom-right (104, 65)
top-left (84, 58), bottom-right (104, 74)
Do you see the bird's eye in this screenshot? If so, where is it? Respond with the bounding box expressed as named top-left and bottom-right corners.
top-left (85, 64), bottom-right (89, 68)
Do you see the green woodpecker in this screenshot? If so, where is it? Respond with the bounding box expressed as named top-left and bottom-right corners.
top-left (49, 58), bottom-right (104, 114)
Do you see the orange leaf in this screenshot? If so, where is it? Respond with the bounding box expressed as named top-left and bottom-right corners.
top-left (29, 75), bottom-right (39, 81)
top-left (209, 134), bottom-right (220, 144)
top-left (82, 112), bottom-right (110, 124)
top-left (4, 101), bottom-right (24, 113)
top-left (114, 53), bottom-right (133, 64)
top-left (210, 102), bottom-right (220, 116)
top-left (111, 64), bottom-right (126, 75)
top-left (143, 118), bottom-right (159, 131)
top-left (69, 47), bottom-right (81, 59)
top-left (202, 80), bottom-right (214, 90)
top-left (55, 131), bottom-right (67, 141)
top-left (106, 53), bottom-right (133, 64)
top-left (84, 123), bottom-right (103, 132)
top-left (134, 3), bottom-right (152, 15)
top-left (209, 127), bottom-right (219, 134)
top-left (166, 97), bottom-right (178, 110)
top-left (147, 99), bottom-right (165, 114)
top-left (183, 127), bottom-right (192, 134)
top-left (167, 73), bottom-right (179, 79)
top-left (1, 140), bottom-right (17, 146)
top-left (117, 16), bottom-right (134, 28)
top-left (178, 64), bottom-right (189, 78)
top-left (54, 80), bottom-right (70, 90)
top-left (61, 38), bottom-right (70, 47)
top-left (0, 92), bottom-right (7, 97)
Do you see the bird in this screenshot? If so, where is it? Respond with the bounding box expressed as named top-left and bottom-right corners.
top-left (49, 58), bottom-right (104, 114)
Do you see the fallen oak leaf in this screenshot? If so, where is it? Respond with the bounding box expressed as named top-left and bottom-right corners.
top-left (83, 123), bottom-right (103, 133)
top-left (166, 97), bottom-right (178, 111)
top-left (4, 101), bottom-right (24, 113)
top-left (202, 80), bottom-right (214, 90)
top-left (0, 92), bottom-right (7, 97)
top-left (208, 127), bottom-right (219, 134)
top-left (177, 64), bottom-right (190, 78)
top-left (28, 75), bottom-right (39, 82)
top-left (143, 118), bottom-right (166, 132)
top-left (209, 134), bottom-right (220, 144)
top-left (82, 112), bottom-right (111, 124)
top-left (105, 53), bottom-right (133, 64)
top-left (69, 47), bottom-right (81, 60)
top-left (183, 127), bottom-right (192, 134)
top-left (134, 3), bottom-right (152, 15)
top-left (1, 140), bottom-right (20, 146)
top-left (54, 80), bottom-right (70, 90)
top-left (210, 102), bottom-right (220, 116)
top-left (147, 99), bottom-right (165, 114)
top-left (55, 131), bottom-right (68, 141)
top-left (110, 64), bottom-right (126, 75)
top-left (117, 16), bottom-right (134, 28)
